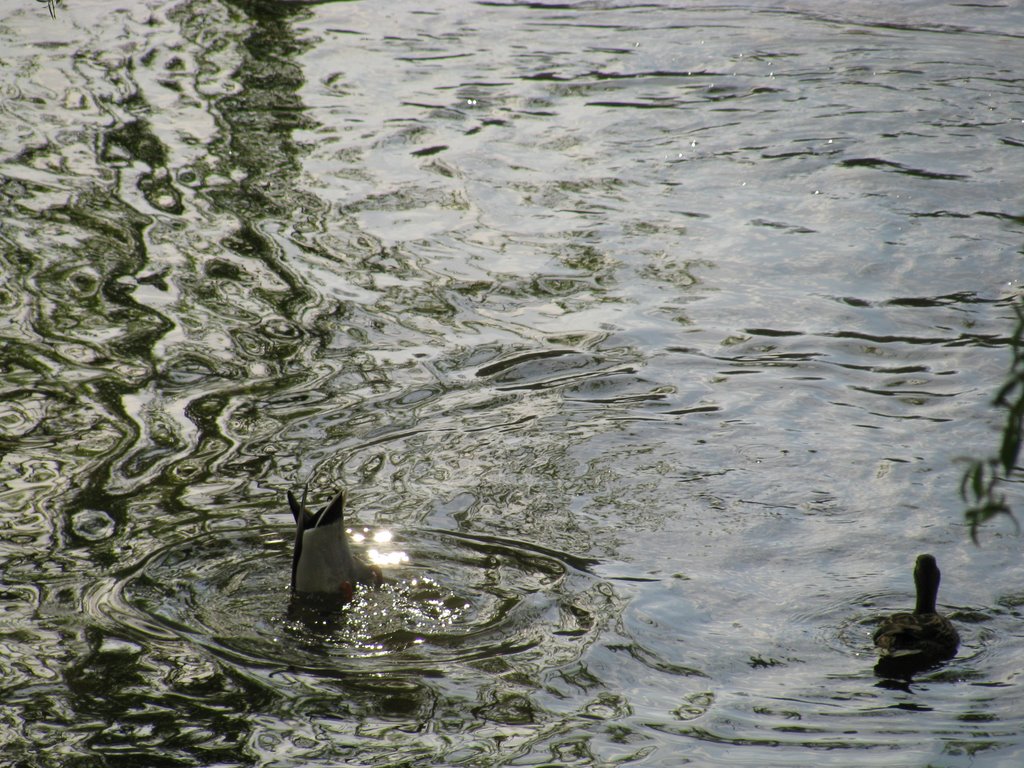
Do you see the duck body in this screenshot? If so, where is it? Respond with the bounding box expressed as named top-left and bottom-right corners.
top-left (288, 488), bottom-right (383, 602)
top-left (873, 553), bottom-right (959, 677)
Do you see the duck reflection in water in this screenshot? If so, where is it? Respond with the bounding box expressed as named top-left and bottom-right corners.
top-left (287, 488), bottom-right (383, 615)
top-left (873, 553), bottom-right (959, 679)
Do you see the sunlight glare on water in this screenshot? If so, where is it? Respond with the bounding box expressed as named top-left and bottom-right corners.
top-left (363, 527), bottom-right (411, 566)
top-left (1, 0), bottom-right (1024, 765)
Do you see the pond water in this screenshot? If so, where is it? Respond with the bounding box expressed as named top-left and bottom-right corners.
top-left (2, 0), bottom-right (1024, 765)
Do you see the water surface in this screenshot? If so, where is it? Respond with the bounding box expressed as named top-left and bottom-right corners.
top-left (2, 0), bottom-right (1024, 765)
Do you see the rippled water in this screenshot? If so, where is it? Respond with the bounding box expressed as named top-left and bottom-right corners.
top-left (2, 0), bottom-right (1024, 764)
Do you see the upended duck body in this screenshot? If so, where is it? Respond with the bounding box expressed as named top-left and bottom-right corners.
top-left (873, 553), bottom-right (959, 678)
top-left (288, 488), bottom-right (382, 603)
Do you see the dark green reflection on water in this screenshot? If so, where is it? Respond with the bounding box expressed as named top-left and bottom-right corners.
top-left (209, 0), bottom-right (323, 221)
top-left (1, 1), bottom-right (345, 763)
top-left (9, 0), bottom-right (1018, 762)
top-left (62, 629), bottom-right (270, 767)
top-left (1, 2), bottom-right (639, 762)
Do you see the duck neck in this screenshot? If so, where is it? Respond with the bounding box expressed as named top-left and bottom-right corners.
top-left (914, 574), bottom-right (939, 614)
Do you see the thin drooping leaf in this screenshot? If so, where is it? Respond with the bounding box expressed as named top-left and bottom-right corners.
top-left (962, 298), bottom-right (1024, 541)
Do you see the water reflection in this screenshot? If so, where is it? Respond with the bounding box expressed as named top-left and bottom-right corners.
top-left (111, 524), bottom-right (610, 671)
top-left (3, 0), bottom-right (1024, 764)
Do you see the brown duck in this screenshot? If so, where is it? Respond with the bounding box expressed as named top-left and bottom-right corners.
top-left (873, 553), bottom-right (959, 677)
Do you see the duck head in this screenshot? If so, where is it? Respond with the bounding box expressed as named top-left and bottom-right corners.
top-left (913, 553), bottom-right (941, 614)
top-left (288, 488), bottom-right (383, 602)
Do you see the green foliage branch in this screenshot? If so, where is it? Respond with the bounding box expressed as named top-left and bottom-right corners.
top-left (961, 300), bottom-right (1024, 542)
top-left (36, 0), bottom-right (58, 19)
